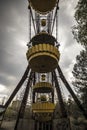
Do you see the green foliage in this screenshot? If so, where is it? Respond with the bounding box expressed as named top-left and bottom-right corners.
top-left (72, 47), bottom-right (87, 111)
top-left (72, 0), bottom-right (87, 46)
top-left (66, 95), bottom-right (82, 118)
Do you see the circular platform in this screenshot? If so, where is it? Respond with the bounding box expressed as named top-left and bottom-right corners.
top-left (28, 0), bottom-right (57, 14)
top-left (26, 44), bottom-right (60, 73)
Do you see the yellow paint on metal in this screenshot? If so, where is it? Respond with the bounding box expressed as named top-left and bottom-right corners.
top-left (35, 45), bottom-right (38, 52)
top-left (41, 74), bottom-right (46, 81)
top-left (32, 102), bottom-right (55, 121)
top-left (34, 110), bottom-right (54, 113)
top-left (26, 44), bottom-right (59, 59)
top-left (40, 95), bottom-right (47, 102)
top-left (26, 44), bottom-right (60, 72)
top-left (33, 82), bottom-right (53, 93)
top-left (41, 19), bottom-right (46, 26)
top-left (33, 82), bottom-right (53, 89)
top-left (32, 102), bottom-right (55, 112)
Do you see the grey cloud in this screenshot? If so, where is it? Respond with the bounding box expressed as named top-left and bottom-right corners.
top-left (58, 0), bottom-right (78, 48)
top-left (0, 0), bottom-right (80, 98)
top-left (0, 0), bottom-right (29, 96)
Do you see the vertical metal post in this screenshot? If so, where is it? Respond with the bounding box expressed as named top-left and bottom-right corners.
top-left (35, 13), bottom-right (40, 33)
top-left (29, 8), bottom-right (31, 42)
top-left (35, 121), bottom-right (37, 130)
top-left (52, 91), bottom-right (54, 103)
top-left (32, 91), bottom-right (35, 103)
top-left (56, 6), bottom-right (58, 42)
top-left (52, 72), bottom-right (54, 86)
top-left (51, 1), bottom-right (59, 34)
top-left (28, 5), bottom-right (36, 34)
top-left (33, 72), bottom-right (36, 85)
top-left (37, 121), bottom-right (39, 130)
top-left (48, 122), bottom-right (50, 130)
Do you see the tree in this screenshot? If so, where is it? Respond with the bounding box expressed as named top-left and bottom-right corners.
top-left (72, 0), bottom-right (87, 112)
top-left (72, 0), bottom-right (87, 46)
top-left (66, 95), bottom-right (82, 119)
top-left (72, 47), bottom-right (87, 111)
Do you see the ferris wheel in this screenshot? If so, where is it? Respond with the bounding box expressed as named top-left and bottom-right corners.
top-left (0, 1), bottom-right (87, 130)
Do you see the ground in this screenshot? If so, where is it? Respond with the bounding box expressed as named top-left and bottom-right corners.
top-left (0, 120), bottom-right (16, 130)
top-left (0, 119), bottom-right (34, 130)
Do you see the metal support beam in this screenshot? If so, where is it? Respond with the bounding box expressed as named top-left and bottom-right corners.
top-left (52, 91), bottom-right (54, 103)
top-left (28, 5), bottom-right (36, 34)
top-left (32, 91), bottom-right (35, 103)
top-left (35, 13), bottom-right (40, 33)
top-left (33, 72), bottom-right (36, 85)
top-left (14, 71), bottom-right (34, 130)
top-left (52, 72), bottom-right (54, 86)
top-left (4, 65), bottom-right (30, 109)
top-left (29, 8), bottom-right (31, 41)
top-left (57, 65), bottom-right (87, 119)
top-left (51, 1), bottom-right (59, 34)
top-left (53, 71), bottom-right (67, 118)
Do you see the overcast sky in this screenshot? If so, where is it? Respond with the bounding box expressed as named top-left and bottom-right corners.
top-left (0, 0), bottom-right (83, 102)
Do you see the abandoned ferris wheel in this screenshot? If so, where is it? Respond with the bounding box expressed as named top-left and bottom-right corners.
top-left (0, 0), bottom-right (87, 130)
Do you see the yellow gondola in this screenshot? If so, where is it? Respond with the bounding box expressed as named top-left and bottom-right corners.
top-left (28, 0), bottom-right (57, 14)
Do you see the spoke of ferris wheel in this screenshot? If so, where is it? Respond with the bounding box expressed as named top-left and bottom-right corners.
top-left (51, 1), bottom-right (59, 35)
top-left (29, 5), bottom-right (37, 34)
top-left (29, 9), bottom-right (31, 41)
top-left (35, 13), bottom-right (40, 33)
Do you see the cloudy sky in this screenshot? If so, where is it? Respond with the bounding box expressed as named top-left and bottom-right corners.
top-left (0, 0), bottom-right (83, 102)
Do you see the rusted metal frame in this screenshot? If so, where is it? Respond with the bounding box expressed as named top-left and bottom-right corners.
top-left (32, 91), bottom-right (35, 103)
top-left (32, 72), bottom-right (36, 103)
top-left (29, 8), bottom-right (31, 41)
top-left (33, 72), bottom-right (36, 85)
top-left (53, 71), bottom-right (68, 118)
top-left (47, 13), bottom-right (52, 34)
top-left (51, 72), bottom-right (54, 103)
top-left (51, 1), bottom-right (59, 34)
top-left (14, 70), bottom-right (34, 130)
top-left (56, 7), bottom-right (58, 41)
top-left (57, 65), bottom-right (87, 119)
top-left (52, 72), bottom-right (54, 86)
top-left (52, 91), bottom-right (54, 103)
top-left (35, 13), bottom-right (40, 33)
top-left (4, 65), bottom-right (30, 109)
top-left (28, 5), bottom-right (37, 34)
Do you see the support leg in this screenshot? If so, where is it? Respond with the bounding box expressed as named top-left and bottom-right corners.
top-left (53, 71), bottom-right (67, 118)
top-left (57, 65), bottom-right (87, 119)
top-left (4, 65), bottom-right (30, 109)
top-left (14, 71), bottom-right (33, 130)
